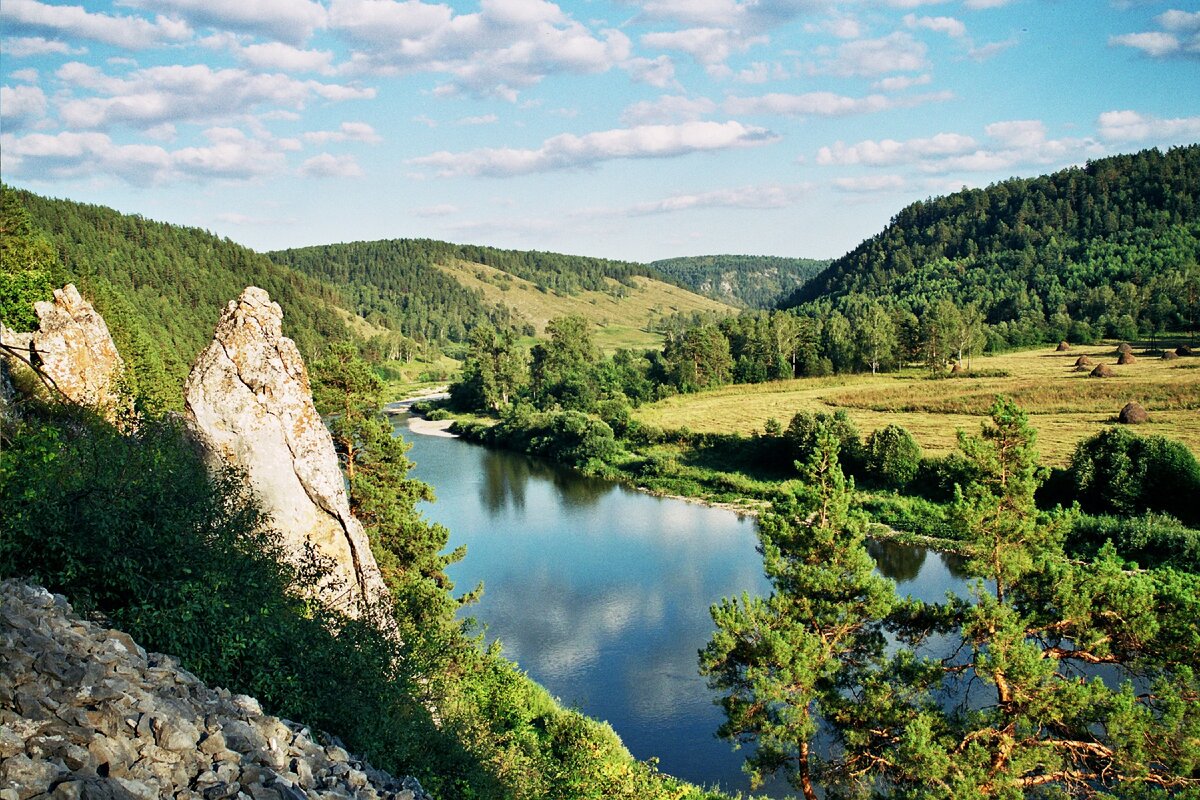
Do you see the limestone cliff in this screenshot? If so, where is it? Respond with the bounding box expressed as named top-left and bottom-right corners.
top-left (0, 284), bottom-right (128, 421)
top-left (183, 288), bottom-right (390, 618)
top-left (0, 580), bottom-right (429, 800)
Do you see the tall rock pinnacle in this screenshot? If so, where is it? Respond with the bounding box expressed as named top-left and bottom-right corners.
top-left (184, 287), bottom-right (391, 618)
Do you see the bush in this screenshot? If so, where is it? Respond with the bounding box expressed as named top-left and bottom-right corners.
top-left (864, 424), bottom-right (921, 489)
top-left (911, 454), bottom-right (981, 503)
top-left (1065, 513), bottom-right (1200, 571)
top-left (785, 409), bottom-right (864, 474)
top-left (1068, 427), bottom-right (1200, 525)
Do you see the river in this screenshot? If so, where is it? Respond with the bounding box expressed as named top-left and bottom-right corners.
top-left (397, 417), bottom-right (972, 796)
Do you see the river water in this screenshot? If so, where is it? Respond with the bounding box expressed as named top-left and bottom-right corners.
top-left (398, 418), bottom-right (972, 796)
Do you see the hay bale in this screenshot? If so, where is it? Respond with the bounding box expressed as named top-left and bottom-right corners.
top-left (1117, 352), bottom-right (1137, 365)
top-left (1116, 342), bottom-right (1134, 355)
top-left (1177, 345), bottom-right (1194, 356)
top-left (1118, 402), bottom-right (1149, 424)
top-left (1073, 365), bottom-right (1090, 372)
top-left (1074, 355), bottom-right (1095, 366)
top-left (1056, 340), bottom-right (1071, 352)
top-left (1090, 364), bottom-right (1115, 378)
top-left (1162, 351), bottom-right (1178, 361)
top-left (950, 362), bottom-right (964, 373)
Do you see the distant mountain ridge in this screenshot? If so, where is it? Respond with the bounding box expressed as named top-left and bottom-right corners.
top-left (650, 254), bottom-right (830, 308)
top-left (780, 145), bottom-right (1200, 340)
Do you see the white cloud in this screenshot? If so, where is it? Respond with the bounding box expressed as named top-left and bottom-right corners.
top-left (627, 0), bottom-right (826, 33)
top-left (620, 95), bottom-right (717, 125)
top-left (11, 69), bottom-right (40, 83)
top-left (414, 203), bottom-right (460, 217)
top-left (617, 183), bottom-right (805, 215)
top-left (412, 114), bottom-right (438, 128)
top-left (735, 61), bottom-right (787, 83)
top-left (817, 32), bottom-right (929, 76)
top-left (1110, 8), bottom-right (1200, 59)
top-left (641, 27), bottom-right (766, 66)
top-left (118, 0), bottom-right (326, 45)
top-left (407, 120), bottom-right (779, 177)
top-left (238, 42), bottom-right (336, 74)
top-left (968, 37), bottom-right (1018, 61)
top-left (1, 36), bottom-right (86, 57)
top-left (725, 89), bottom-right (952, 117)
top-left (872, 73), bottom-right (932, 91)
top-left (299, 152), bottom-right (364, 177)
top-left (55, 62), bottom-right (374, 129)
top-left (457, 114), bottom-right (498, 126)
top-left (963, 0), bottom-right (1014, 8)
top-left (1096, 109), bottom-right (1200, 142)
top-left (0, 127), bottom-right (287, 183)
top-left (0, 0), bottom-right (190, 50)
top-left (329, 0), bottom-right (631, 99)
top-left (0, 85), bottom-right (48, 130)
top-left (817, 121), bottom-right (1104, 176)
top-left (805, 15), bottom-right (862, 39)
top-left (624, 55), bottom-right (678, 88)
top-left (903, 14), bottom-right (965, 38)
top-left (833, 174), bottom-right (908, 192)
top-left (302, 121), bottom-right (383, 143)
top-left (817, 133), bottom-right (977, 165)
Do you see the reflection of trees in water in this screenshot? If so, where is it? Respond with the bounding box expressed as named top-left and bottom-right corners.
top-left (481, 450), bottom-right (528, 513)
top-left (552, 469), bottom-right (611, 509)
top-left (943, 551), bottom-right (970, 579)
top-left (867, 538), bottom-right (927, 582)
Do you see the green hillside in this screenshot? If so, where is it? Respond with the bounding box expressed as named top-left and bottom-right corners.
top-left (651, 254), bottom-right (830, 308)
top-left (269, 239), bottom-right (734, 352)
top-left (6, 186), bottom-right (355, 410)
top-left (782, 145), bottom-right (1200, 342)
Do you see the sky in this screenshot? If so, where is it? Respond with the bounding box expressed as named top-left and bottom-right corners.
top-left (1, 0), bottom-right (1198, 263)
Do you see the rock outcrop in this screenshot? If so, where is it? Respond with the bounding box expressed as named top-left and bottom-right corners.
top-left (0, 580), bottom-right (429, 800)
top-left (0, 285), bottom-right (128, 421)
top-left (184, 288), bottom-right (389, 618)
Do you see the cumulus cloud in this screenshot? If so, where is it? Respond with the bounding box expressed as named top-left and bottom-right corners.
top-left (641, 27), bottom-right (766, 66)
top-left (0, 127), bottom-right (287, 183)
top-left (1, 36), bottom-right (86, 57)
top-left (0, 0), bottom-right (190, 50)
top-left (620, 94), bottom-right (717, 125)
top-left (457, 114), bottom-right (499, 126)
top-left (968, 37), bottom-right (1018, 61)
top-left (329, 0), bottom-right (631, 99)
top-left (55, 62), bottom-right (374, 129)
top-left (119, 0), bottom-right (326, 45)
top-left (872, 73), bottom-right (932, 91)
top-left (814, 31), bottom-right (929, 76)
top-left (1110, 8), bottom-right (1200, 59)
top-left (724, 89), bottom-right (952, 117)
top-left (302, 121), bottom-right (382, 143)
top-left (1, 85), bottom-right (48, 130)
top-left (817, 132), bottom-right (977, 165)
top-left (237, 42), bottom-right (336, 74)
top-left (903, 14), bottom-right (965, 37)
top-left (616, 183), bottom-right (806, 215)
top-left (407, 120), bottom-right (778, 177)
top-left (623, 55), bottom-right (678, 88)
top-left (816, 121), bottom-right (1103, 175)
top-left (299, 152), bottom-right (364, 177)
top-left (626, 0), bottom-right (826, 33)
top-left (1096, 109), bottom-right (1200, 142)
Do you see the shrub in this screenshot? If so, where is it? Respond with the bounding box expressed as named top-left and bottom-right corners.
top-left (1068, 427), bottom-right (1200, 525)
top-left (785, 409), bottom-right (864, 474)
top-left (864, 424), bottom-right (921, 489)
top-left (912, 454), bottom-right (981, 503)
top-left (1065, 513), bottom-right (1200, 572)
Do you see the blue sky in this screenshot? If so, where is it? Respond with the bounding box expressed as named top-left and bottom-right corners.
top-left (2, 0), bottom-right (1198, 262)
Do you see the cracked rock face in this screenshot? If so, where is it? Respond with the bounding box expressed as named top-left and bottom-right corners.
top-left (0, 580), bottom-right (429, 800)
top-left (0, 284), bottom-right (128, 421)
top-left (183, 287), bottom-right (390, 618)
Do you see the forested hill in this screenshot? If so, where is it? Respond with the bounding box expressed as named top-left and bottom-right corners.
top-left (267, 239), bottom-right (728, 347)
top-left (650, 254), bottom-right (830, 308)
top-left (781, 145), bottom-right (1200, 339)
top-left (6, 187), bottom-right (355, 410)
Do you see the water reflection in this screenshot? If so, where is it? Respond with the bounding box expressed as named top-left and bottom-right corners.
top-left (401, 420), bottom-right (972, 797)
top-left (867, 539), bottom-right (927, 582)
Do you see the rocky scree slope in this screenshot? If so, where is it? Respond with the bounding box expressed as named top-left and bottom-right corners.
top-left (0, 580), bottom-right (430, 800)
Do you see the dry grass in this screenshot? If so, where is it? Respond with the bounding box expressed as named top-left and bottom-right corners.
top-left (435, 259), bottom-right (734, 353)
top-left (632, 344), bottom-right (1200, 466)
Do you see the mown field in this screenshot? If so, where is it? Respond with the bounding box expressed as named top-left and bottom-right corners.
top-left (633, 342), bottom-right (1200, 466)
top-left (435, 259), bottom-right (734, 352)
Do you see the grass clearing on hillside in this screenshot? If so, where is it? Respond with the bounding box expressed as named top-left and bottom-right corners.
top-left (633, 344), bottom-right (1200, 466)
top-left (435, 259), bottom-right (734, 352)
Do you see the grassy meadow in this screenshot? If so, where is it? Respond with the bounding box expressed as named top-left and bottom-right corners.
top-left (633, 342), bottom-right (1200, 466)
top-left (436, 258), bottom-right (734, 352)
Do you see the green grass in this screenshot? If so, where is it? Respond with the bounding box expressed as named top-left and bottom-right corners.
top-left (633, 343), bottom-right (1200, 467)
top-left (436, 259), bottom-right (735, 353)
